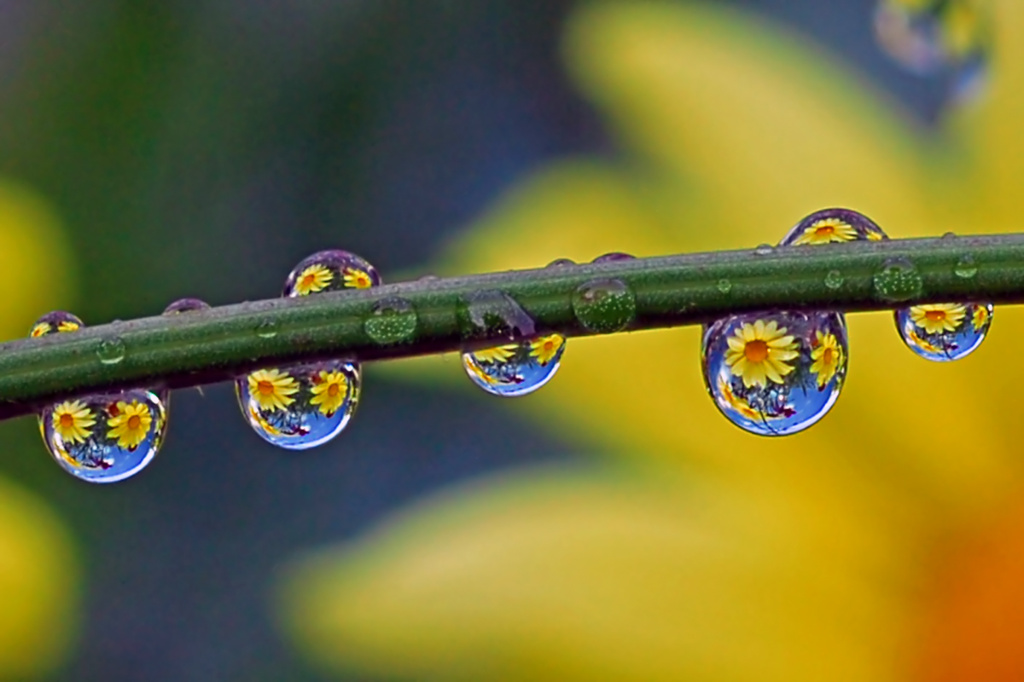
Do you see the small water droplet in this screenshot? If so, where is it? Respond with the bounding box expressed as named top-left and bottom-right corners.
top-left (780, 208), bottom-right (888, 245)
top-left (572, 279), bottom-right (636, 334)
top-left (702, 311), bottom-right (848, 436)
top-left (824, 270), bottom-right (844, 290)
top-left (546, 258), bottom-right (576, 268)
top-left (872, 257), bottom-right (923, 303)
top-left (283, 250), bottom-right (381, 297)
top-left (462, 334), bottom-right (566, 397)
top-left (255, 320), bottom-right (279, 339)
top-left (716, 279), bottom-right (733, 294)
top-left (954, 254), bottom-right (978, 278)
top-left (942, 231), bottom-right (957, 240)
top-left (364, 297), bottom-right (417, 345)
top-left (164, 298), bottom-right (211, 314)
top-left (239, 250), bottom-right (380, 449)
top-left (29, 311), bottom-right (83, 337)
top-left (592, 252), bottom-right (635, 263)
top-left (754, 243), bottom-right (774, 256)
top-left (96, 337), bottom-right (127, 365)
top-left (894, 301), bottom-right (993, 362)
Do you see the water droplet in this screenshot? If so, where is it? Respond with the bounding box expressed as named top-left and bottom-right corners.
top-left (546, 258), bottom-right (576, 268)
top-left (824, 270), bottom-right (844, 290)
top-left (364, 297), bottom-right (417, 345)
top-left (30, 311), bottom-right (84, 337)
top-left (873, 257), bottom-right (923, 303)
top-left (702, 311), bottom-right (848, 436)
top-left (942, 231), bottom-right (957, 240)
top-left (31, 313), bottom-right (169, 482)
top-left (873, 0), bottom-right (990, 106)
top-left (282, 249), bottom-right (381, 297)
top-left (458, 290), bottom-right (536, 340)
top-left (236, 361), bottom-right (361, 450)
top-left (717, 279), bottom-right (733, 294)
top-left (240, 250), bottom-right (380, 449)
top-left (780, 207), bottom-right (888, 245)
top-left (592, 252), bottom-right (635, 263)
top-left (255, 320), bottom-right (279, 339)
top-left (572, 279), bottom-right (636, 334)
top-left (40, 389), bottom-right (168, 483)
top-left (754, 243), bottom-right (774, 256)
top-left (163, 298), bottom-right (211, 314)
top-left (462, 334), bottom-right (566, 397)
top-left (96, 337), bottom-right (127, 365)
top-left (954, 254), bottom-right (978, 278)
top-left (894, 301), bottom-right (993, 362)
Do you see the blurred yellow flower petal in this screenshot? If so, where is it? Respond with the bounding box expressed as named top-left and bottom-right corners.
top-left (0, 180), bottom-right (74, 340)
top-left (0, 478), bottom-right (77, 676)
top-left (285, 1), bottom-right (1024, 680)
top-left (282, 469), bottom-right (916, 682)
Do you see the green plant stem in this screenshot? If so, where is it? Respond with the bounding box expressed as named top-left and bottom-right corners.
top-left (0, 234), bottom-right (1021, 421)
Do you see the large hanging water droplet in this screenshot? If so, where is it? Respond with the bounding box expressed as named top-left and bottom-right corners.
top-left (238, 250), bottom-right (379, 449)
top-left (895, 301), bottom-right (993, 361)
top-left (32, 312), bottom-right (167, 483)
top-left (364, 297), bottom-right (417, 345)
top-left (236, 361), bottom-right (361, 449)
top-left (702, 312), bottom-right (848, 436)
top-left (572, 279), bottom-right (636, 333)
top-left (462, 334), bottom-right (566, 397)
top-left (41, 389), bottom-right (168, 483)
top-left (873, 0), bottom-right (990, 106)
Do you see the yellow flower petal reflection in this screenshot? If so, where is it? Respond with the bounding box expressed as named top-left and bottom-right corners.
top-left (723, 319), bottom-right (798, 388)
top-left (909, 303), bottom-right (967, 334)
top-left (281, 470), bottom-right (913, 682)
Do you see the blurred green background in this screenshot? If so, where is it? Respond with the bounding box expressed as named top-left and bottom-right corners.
top-left (0, 0), bottom-right (1019, 680)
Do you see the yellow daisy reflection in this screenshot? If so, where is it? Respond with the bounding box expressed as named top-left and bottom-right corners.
top-left (57, 321), bottom-right (79, 333)
top-left (342, 267), bottom-right (374, 289)
top-left (717, 375), bottom-right (762, 421)
top-left (294, 264), bottom-right (334, 296)
top-left (30, 323), bottom-right (50, 337)
top-left (471, 344), bottom-right (518, 364)
top-left (973, 304), bottom-right (990, 330)
top-left (792, 217), bottom-right (859, 245)
top-left (310, 370), bottom-right (349, 417)
top-left (529, 334), bottom-right (565, 366)
top-left (461, 355), bottom-right (501, 386)
top-left (723, 319), bottom-right (799, 388)
top-left (106, 401), bottom-right (152, 451)
top-left (910, 303), bottom-right (967, 334)
top-left (51, 400), bottom-right (95, 444)
top-left (809, 331), bottom-right (842, 387)
top-left (247, 368), bottom-right (300, 412)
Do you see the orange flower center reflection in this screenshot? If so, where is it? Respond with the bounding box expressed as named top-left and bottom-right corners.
top-left (926, 310), bottom-right (948, 323)
top-left (301, 274), bottom-right (316, 289)
top-left (258, 381), bottom-right (275, 396)
top-left (744, 339), bottom-right (769, 363)
top-left (822, 348), bottom-right (834, 364)
top-left (328, 384), bottom-right (341, 397)
top-left (127, 415), bottom-right (141, 431)
top-left (59, 414), bottom-right (74, 429)
top-left (815, 225), bottom-right (835, 238)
